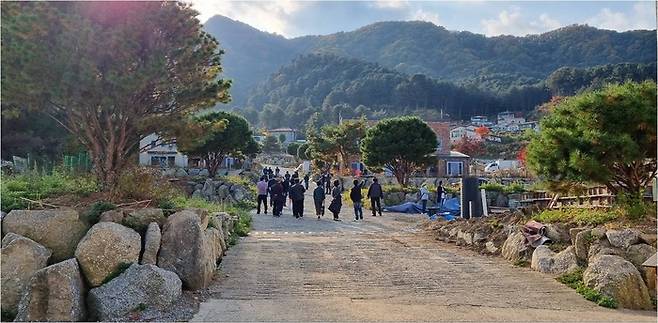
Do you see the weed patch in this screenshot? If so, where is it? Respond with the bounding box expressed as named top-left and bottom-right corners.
top-left (84, 201), bottom-right (116, 225)
top-left (556, 269), bottom-right (617, 308)
top-left (1, 171), bottom-right (98, 212)
top-left (533, 209), bottom-right (619, 226)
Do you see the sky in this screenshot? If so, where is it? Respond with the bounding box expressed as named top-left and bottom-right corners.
top-left (189, 0), bottom-right (656, 38)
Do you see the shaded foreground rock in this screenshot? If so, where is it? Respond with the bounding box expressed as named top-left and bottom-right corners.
top-left (158, 210), bottom-right (216, 290)
top-left (15, 259), bottom-right (86, 321)
top-left (87, 264), bottom-right (182, 321)
top-left (141, 222), bottom-right (162, 265)
top-left (1, 233), bottom-right (51, 314)
top-left (123, 208), bottom-right (165, 232)
top-left (583, 255), bottom-right (652, 310)
top-left (2, 209), bottom-right (88, 262)
top-left (75, 222), bottom-right (141, 287)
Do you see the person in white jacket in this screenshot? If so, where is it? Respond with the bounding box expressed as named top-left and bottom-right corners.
top-left (419, 184), bottom-right (430, 213)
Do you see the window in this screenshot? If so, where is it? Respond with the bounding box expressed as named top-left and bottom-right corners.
top-left (150, 140), bottom-right (157, 149)
top-left (446, 161), bottom-right (463, 176)
top-left (167, 156), bottom-right (175, 167)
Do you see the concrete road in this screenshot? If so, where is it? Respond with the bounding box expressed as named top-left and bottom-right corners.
top-left (193, 184), bottom-right (655, 322)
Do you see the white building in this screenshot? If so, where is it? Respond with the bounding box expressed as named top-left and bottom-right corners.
top-left (267, 128), bottom-right (297, 144)
top-left (139, 133), bottom-right (188, 168)
top-left (449, 126), bottom-right (480, 144)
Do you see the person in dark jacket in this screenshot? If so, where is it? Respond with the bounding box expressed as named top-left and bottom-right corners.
top-left (284, 171), bottom-right (291, 181)
top-left (270, 177), bottom-right (285, 217)
top-left (367, 177), bottom-right (383, 216)
top-left (282, 177), bottom-right (290, 207)
top-left (289, 179), bottom-right (306, 219)
top-left (267, 176), bottom-right (277, 207)
top-left (328, 180), bottom-right (342, 221)
top-left (303, 173), bottom-right (310, 190)
top-left (350, 179), bottom-right (364, 221)
top-left (436, 181), bottom-right (445, 209)
top-left (313, 181), bottom-right (325, 219)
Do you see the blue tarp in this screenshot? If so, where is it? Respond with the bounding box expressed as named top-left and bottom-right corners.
top-left (383, 202), bottom-right (424, 214)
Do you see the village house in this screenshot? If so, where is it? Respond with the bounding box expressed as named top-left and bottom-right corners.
top-left (139, 133), bottom-right (189, 168)
top-left (267, 128), bottom-right (298, 144)
top-left (449, 125), bottom-right (480, 144)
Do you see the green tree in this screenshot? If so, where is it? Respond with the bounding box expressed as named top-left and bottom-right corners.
top-left (1, 2), bottom-right (230, 189)
top-left (261, 135), bottom-right (281, 153)
top-left (326, 118), bottom-right (367, 172)
top-left (286, 142), bottom-right (301, 156)
top-left (178, 112), bottom-right (256, 177)
top-left (360, 117), bottom-right (437, 186)
top-left (297, 143), bottom-right (310, 160)
top-left (527, 81), bottom-right (657, 196)
top-left (278, 134), bottom-right (287, 144)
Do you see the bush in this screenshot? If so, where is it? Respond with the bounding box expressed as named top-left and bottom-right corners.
top-left (480, 182), bottom-right (525, 194)
top-left (1, 171), bottom-right (99, 212)
top-left (170, 195), bottom-right (224, 213)
top-left (533, 208), bottom-right (619, 226)
top-left (614, 193), bottom-right (654, 221)
top-left (84, 201), bottom-right (116, 225)
top-left (556, 269), bottom-right (617, 309)
top-left (114, 167), bottom-right (180, 203)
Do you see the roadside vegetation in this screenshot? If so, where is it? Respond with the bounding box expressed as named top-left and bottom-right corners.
top-left (556, 269), bottom-right (617, 308)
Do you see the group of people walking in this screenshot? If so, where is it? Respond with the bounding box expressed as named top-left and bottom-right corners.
top-left (255, 169), bottom-right (385, 222)
top-left (256, 167), bottom-right (447, 221)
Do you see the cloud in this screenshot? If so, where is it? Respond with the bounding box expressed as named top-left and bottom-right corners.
top-left (190, 0), bottom-right (304, 36)
top-left (586, 2), bottom-right (655, 31)
top-left (370, 0), bottom-right (409, 9)
top-left (481, 7), bottom-right (562, 36)
top-left (410, 9), bottom-right (441, 25)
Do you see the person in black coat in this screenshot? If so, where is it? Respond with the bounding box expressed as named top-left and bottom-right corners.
top-left (289, 179), bottom-right (306, 218)
top-left (313, 181), bottom-right (325, 219)
top-left (282, 178), bottom-right (290, 206)
top-left (328, 180), bottom-right (342, 221)
top-left (350, 179), bottom-right (364, 221)
top-left (270, 177), bottom-right (285, 217)
top-left (267, 176), bottom-right (277, 207)
top-left (367, 177), bottom-right (383, 216)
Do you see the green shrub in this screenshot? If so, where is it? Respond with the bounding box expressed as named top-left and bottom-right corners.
top-left (84, 201), bottom-right (116, 225)
top-left (614, 193), bottom-right (654, 221)
top-left (114, 167), bottom-right (180, 204)
top-left (533, 208), bottom-right (619, 226)
top-left (557, 269), bottom-right (617, 309)
top-left (170, 195), bottom-right (224, 213)
top-left (479, 182), bottom-right (525, 194)
top-left (1, 171), bottom-right (99, 212)
top-left (157, 200), bottom-right (177, 216)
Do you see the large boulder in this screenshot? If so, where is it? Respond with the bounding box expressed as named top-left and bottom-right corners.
top-left (501, 231), bottom-right (529, 262)
top-left (123, 208), bottom-right (165, 232)
top-left (209, 215), bottom-right (227, 253)
top-left (141, 222), bottom-right (162, 265)
top-left (158, 210), bottom-right (216, 290)
top-left (1, 233), bottom-right (51, 314)
top-left (531, 246), bottom-right (579, 275)
top-left (573, 229), bottom-right (592, 261)
top-left (606, 229), bottom-right (641, 249)
top-left (2, 209), bottom-right (88, 262)
top-left (531, 245), bottom-right (555, 273)
top-left (15, 259), bottom-right (86, 321)
top-left (87, 264), bottom-right (182, 321)
top-left (205, 228), bottom-right (223, 263)
top-left (625, 243), bottom-right (656, 269)
top-left (99, 209), bottom-right (125, 223)
top-left (551, 246), bottom-right (580, 274)
top-left (75, 222), bottom-right (141, 287)
top-left (545, 223), bottom-right (570, 243)
top-left (583, 255), bottom-right (652, 310)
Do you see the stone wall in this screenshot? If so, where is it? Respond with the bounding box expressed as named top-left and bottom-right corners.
top-left (1, 208), bottom-right (239, 321)
top-left (428, 215), bottom-right (657, 310)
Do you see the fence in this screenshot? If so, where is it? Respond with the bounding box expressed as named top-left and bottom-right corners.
top-left (8, 152), bottom-right (92, 175)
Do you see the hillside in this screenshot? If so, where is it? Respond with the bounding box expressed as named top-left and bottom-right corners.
top-left (203, 16), bottom-right (656, 107)
top-left (244, 54), bottom-right (549, 128)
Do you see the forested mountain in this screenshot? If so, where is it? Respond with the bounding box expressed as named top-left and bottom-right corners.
top-left (242, 55), bottom-right (656, 129)
top-left (204, 16), bottom-right (656, 108)
top-left (244, 54), bottom-right (550, 128)
top-left (546, 62), bottom-right (657, 96)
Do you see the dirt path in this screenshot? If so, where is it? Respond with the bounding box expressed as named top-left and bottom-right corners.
top-left (192, 184), bottom-right (654, 321)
